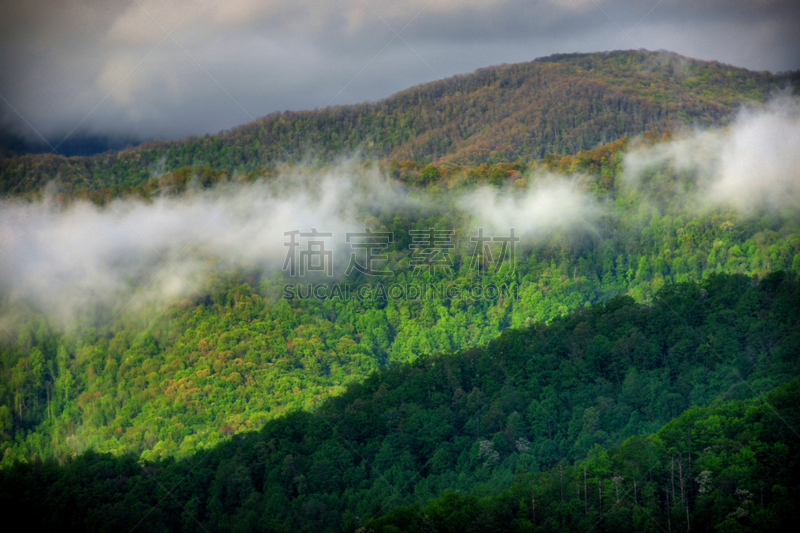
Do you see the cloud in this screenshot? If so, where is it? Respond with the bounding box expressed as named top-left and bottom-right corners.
top-left (459, 178), bottom-right (602, 243)
top-left (0, 161), bottom-right (601, 329)
top-left (622, 95), bottom-right (800, 214)
top-left (710, 97), bottom-right (800, 212)
top-left (4, 94), bottom-right (798, 332)
top-left (0, 164), bottom-right (364, 324)
top-left (1, 0), bottom-right (798, 147)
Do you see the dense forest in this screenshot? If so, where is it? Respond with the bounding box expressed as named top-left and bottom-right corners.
top-left (1, 272), bottom-right (798, 532)
top-left (2, 50), bottom-right (798, 198)
top-left (1, 49), bottom-right (799, 531)
top-left (2, 131), bottom-right (799, 464)
top-left (365, 378), bottom-right (800, 533)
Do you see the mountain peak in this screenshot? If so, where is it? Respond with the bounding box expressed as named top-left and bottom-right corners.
top-left (2, 50), bottom-right (796, 197)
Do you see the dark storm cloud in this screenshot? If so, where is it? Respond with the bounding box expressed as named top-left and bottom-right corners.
top-left (0, 0), bottom-right (798, 151)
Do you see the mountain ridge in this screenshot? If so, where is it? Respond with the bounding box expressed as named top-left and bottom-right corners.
top-left (1, 47), bottom-right (799, 532)
top-left (2, 49), bottom-right (797, 197)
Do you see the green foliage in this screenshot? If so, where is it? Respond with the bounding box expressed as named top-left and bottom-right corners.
top-left (0, 273), bottom-right (797, 531)
top-left (0, 48), bottom-right (799, 531)
top-left (2, 141), bottom-right (799, 463)
top-left (367, 379), bottom-right (800, 532)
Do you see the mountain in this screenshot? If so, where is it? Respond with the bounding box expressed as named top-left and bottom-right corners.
top-left (2, 132), bottom-right (799, 465)
top-left (1, 49), bottom-right (799, 531)
top-left (0, 129), bottom-right (146, 159)
top-left (1, 50), bottom-right (797, 197)
top-left (1, 272), bottom-right (798, 532)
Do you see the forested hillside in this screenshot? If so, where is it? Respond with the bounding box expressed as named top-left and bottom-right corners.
top-left (1, 272), bottom-right (797, 532)
top-left (365, 378), bottom-right (800, 533)
top-left (2, 50), bottom-right (797, 197)
top-left (1, 48), bottom-right (799, 532)
top-left (2, 131), bottom-right (799, 464)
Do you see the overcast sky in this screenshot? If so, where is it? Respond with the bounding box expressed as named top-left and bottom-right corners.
top-left (1, 0), bottom-right (798, 150)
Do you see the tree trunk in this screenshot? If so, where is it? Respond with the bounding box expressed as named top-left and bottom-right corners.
top-left (584, 465), bottom-right (588, 515)
top-left (665, 488), bottom-right (672, 533)
top-left (679, 460), bottom-right (690, 533)
top-left (599, 479), bottom-right (602, 516)
top-left (671, 457), bottom-right (676, 514)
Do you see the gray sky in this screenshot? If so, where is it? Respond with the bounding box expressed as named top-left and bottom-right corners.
top-left (1, 0), bottom-right (798, 148)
